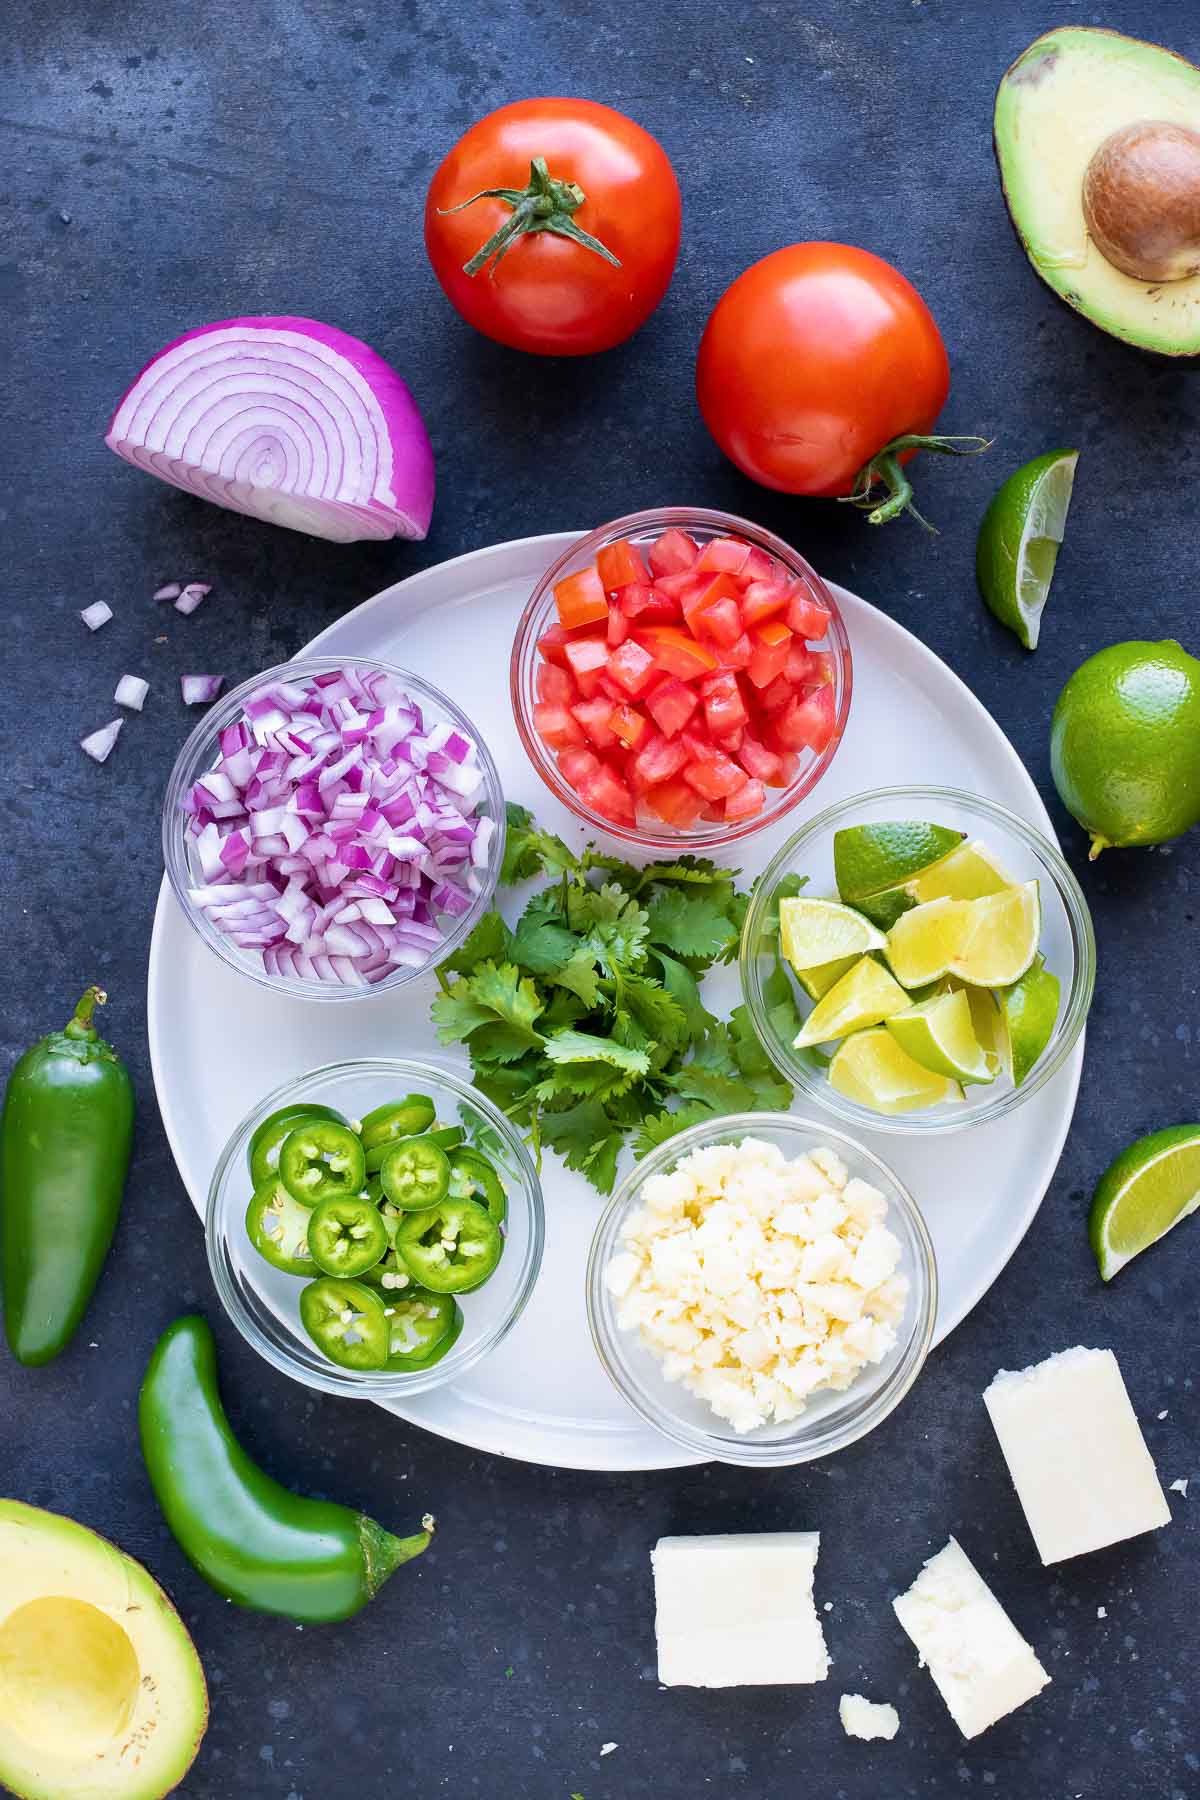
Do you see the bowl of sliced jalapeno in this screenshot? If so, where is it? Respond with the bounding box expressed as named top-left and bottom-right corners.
top-left (206, 1058), bottom-right (544, 1398)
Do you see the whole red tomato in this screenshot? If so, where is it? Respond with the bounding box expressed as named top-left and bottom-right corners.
top-left (425, 99), bottom-right (681, 357)
top-left (697, 244), bottom-right (968, 525)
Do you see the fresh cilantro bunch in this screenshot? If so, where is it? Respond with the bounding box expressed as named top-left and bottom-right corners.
top-left (431, 804), bottom-right (797, 1194)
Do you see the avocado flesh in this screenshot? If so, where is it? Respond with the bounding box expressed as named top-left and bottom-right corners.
top-left (0, 1501), bottom-right (207, 1800)
top-left (995, 26), bottom-right (1200, 355)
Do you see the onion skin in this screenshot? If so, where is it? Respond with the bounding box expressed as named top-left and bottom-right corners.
top-left (106, 316), bottom-right (435, 544)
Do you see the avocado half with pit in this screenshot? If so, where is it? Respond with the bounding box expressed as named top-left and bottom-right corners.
top-left (0, 1500), bottom-right (207, 1800)
top-left (995, 26), bottom-right (1200, 355)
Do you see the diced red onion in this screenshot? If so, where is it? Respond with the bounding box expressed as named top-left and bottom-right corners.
top-left (81, 719), bottom-right (122, 763)
top-left (81, 602), bottom-right (113, 631)
top-left (181, 665), bottom-right (496, 989)
top-left (174, 583), bottom-right (212, 616)
top-left (182, 674), bottom-right (225, 705)
top-left (106, 317), bottom-right (435, 544)
top-left (115, 674), bottom-right (149, 711)
top-left (154, 582), bottom-right (182, 602)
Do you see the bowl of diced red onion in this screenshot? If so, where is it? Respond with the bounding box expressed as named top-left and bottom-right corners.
top-left (162, 658), bottom-right (506, 999)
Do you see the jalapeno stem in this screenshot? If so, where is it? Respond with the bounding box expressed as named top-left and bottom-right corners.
top-left (64, 985), bottom-right (107, 1040)
top-left (359, 1514), bottom-right (436, 1597)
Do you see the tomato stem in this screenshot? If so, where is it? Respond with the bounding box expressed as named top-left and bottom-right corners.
top-left (844, 434), bottom-right (992, 530)
top-left (439, 156), bottom-right (623, 280)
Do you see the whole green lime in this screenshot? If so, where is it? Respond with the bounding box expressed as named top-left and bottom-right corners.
top-left (1050, 640), bottom-right (1200, 857)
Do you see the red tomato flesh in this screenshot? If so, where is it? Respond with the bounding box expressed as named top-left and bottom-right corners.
top-left (597, 540), bottom-right (649, 591)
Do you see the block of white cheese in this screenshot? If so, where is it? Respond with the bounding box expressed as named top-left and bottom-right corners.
top-left (893, 1538), bottom-right (1049, 1738)
top-left (839, 1693), bottom-right (900, 1740)
top-left (983, 1346), bottom-right (1171, 1564)
top-left (652, 1532), bottom-right (830, 1687)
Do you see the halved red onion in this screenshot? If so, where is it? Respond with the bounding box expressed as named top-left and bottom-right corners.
top-left (180, 666), bottom-right (495, 989)
top-left (115, 674), bottom-right (149, 710)
top-left (81, 602), bottom-right (113, 631)
top-left (81, 719), bottom-right (122, 763)
top-left (182, 674), bottom-right (225, 705)
top-left (106, 318), bottom-right (435, 544)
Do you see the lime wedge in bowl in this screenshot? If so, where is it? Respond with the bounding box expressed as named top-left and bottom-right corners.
top-left (910, 839), bottom-right (1013, 904)
top-left (886, 987), bottom-right (995, 1084)
top-left (779, 897), bottom-right (886, 971)
top-left (976, 449), bottom-right (1078, 650)
top-left (996, 954), bottom-right (1060, 1086)
top-left (1089, 1125), bottom-right (1200, 1281)
top-left (834, 821), bottom-right (964, 930)
top-left (828, 1028), bottom-right (963, 1114)
top-left (954, 881), bottom-right (1041, 986)
top-left (793, 956), bottom-right (911, 1049)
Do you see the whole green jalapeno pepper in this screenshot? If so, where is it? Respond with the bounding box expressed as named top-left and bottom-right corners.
top-left (139, 1316), bottom-right (434, 1622)
top-left (1, 986), bottom-right (134, 1365)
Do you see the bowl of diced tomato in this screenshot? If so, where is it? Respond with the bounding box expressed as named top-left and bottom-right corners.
top-left (510, 508), bottom-right (852, 847)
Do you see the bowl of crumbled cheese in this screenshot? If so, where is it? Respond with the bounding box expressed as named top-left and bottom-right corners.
top-left (586, 1117), bottom-right (936, 1466)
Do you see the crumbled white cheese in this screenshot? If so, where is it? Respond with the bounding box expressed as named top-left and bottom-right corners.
top-left (839, 1693), bottom-right (900, 1741)
top-left (1096, 1605), bottom-right (1107, 1618)
top-left (607, 1137), bottom-right (908, 1434)
top-left (1169, 1478), bottom-right (1189, 1497)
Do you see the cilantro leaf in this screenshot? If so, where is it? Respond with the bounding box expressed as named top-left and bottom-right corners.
top-left (667, 1065), bottom-right (760, 1112)
top-left (501, 802), bottom-right (579, 884)
top-left (431, 962), bottom-right (544, 1051)
top-left (568, 882), bottom-right (649, 974)
top-left (644, 887), bottom-right (739, 963)
top-left (511, 913), bottom-right (584, 977)
top-left (649, 949), bottom-right (716, 1041)
top-left (633, 1102), bottom-right (718, 1155)
top-left (540, 1101), bottom-right (625, 1195)
top-left (623, 975), bottom-right (689, 1060)
top-left (440, 910), bottom-right (513, 979)
top-left (580, 848), bottom-right (642, 889)
top-left (635, 856), bottom-right (737, 890)
top-left (542, 1029), bottom-right (651, 1078)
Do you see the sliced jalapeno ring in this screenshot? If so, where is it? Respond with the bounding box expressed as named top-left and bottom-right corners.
top-left (306, 1195), bottom-right (389, 1279)
top-left (379, 1137), bottom-right (451, 1211)
top-left (393, 1197), bottom-right (503, 1294)
top-left (447, 1147), bottom-right (507, 1224)
top-left (427, 1125), bottom-right (465, 1153)
top-left (247, 1102), bottom-right (346, 1188)
top-left (279, 1121), bottom-right (366, 1208)
top-left (359, 1095), bottom-right (437, 1172)
top-left (245, 1179), bottom-right (318, 1276)
top-left (298, 1277), bottom-right (389, 1370)
top-left (379, 1287), bottom-right (461, 1369)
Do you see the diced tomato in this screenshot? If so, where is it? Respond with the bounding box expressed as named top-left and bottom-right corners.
top-left (741, 579), bottom-right (792, 628)
top-left (607, 638), bottom-right (658, 698)
top-left (537, 662), bottom-right (576, 705)
top-left (695, 536), bottom-right (751, 576)
top-left (537, 622), bottom-right (589, 668)
top-left (785, 640), bottom-right (816, 684)
top-left (558, 746), bottom-right (601, 787)
top-left (619, 582), bottom-right (678, 625)
top-left (609, 703), bottom-right (650, 750)
top-left (563, 635), bottom-right (608, 680)
top-left (632, 731), bottom-right (689, 790)
top-left (636, 626), bottom-right (719, 681)
top-left (596, 539), bottom-right (648, 592)
top-left (651, 570), bottom-right (701, 602)
top-left (775, 684), bottom-right (837, 752)
top-left (554, 566), bottom-right (609, 630)
top-left (682, 748), bottom-right (749, 801)
top-left (738, 732), bottom-right (782, 784)
top-left (533, 703), bottom-right (585, 750)
top-left (594, 673), bottom-right (625, 703)
top-left (770, 749), bottom-right (801, 787)
top-left (645, 676), bottom-right (699, 740)
top-left (711, 725), bottom-right (745, 755)
top-left (606, 606), bottom-right (629, 648)
top-left (808, 650), bottom-right (835, 686)
top-left (571, 698), bottom-right (619, 751)
top-left (758, 672), bottom-right (795, 715)
top-left (724, 777), bottom-right (766, 821)
top-left (580, 764), bottom-right (635, 825)
top-left (786, 584), bottom-right (833, 640)
top-left (701, 669), bottom-right (750, 738)
top-left (738, 546), bottom-right (775, 586)
top-left (644, 776), bottom-right (707, 827)
top-left (648, 528), bottom-right (698, 577)
top-left (682, 571), bottom-right (739, 630)
top-left (746, 619), bottom-right (794, 690)
top-left (695, 596), bottom-right (743, 649)
top-left (718, 631), bottom-right (753, 671)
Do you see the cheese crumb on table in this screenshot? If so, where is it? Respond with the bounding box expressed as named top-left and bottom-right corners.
top-left (607, 1138), bottom-right (908, 1434)
top-left (893, 1538), bottom-right (1050, 1739)
top-left (1169, 1478), bottom-right (1189, 1497)
top-left (983, 1346), bottom-right (1171, 1563)
top-left (839, 1693), bottom-right (900, 1740)
top-left (652, 1532), bottom-right (830, 1687)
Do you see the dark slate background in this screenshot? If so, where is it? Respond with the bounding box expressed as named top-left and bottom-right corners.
top-left (2, 1), bottom-right (1198, 1795)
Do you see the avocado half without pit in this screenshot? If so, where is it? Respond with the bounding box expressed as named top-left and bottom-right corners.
top-left (995, 26), bottom-right (1200, 354)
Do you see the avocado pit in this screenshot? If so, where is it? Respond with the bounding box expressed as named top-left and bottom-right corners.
top-left (1082, 119), bottom-right (1200, 282)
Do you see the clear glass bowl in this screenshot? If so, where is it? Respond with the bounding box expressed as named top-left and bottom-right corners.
top-left (162, 656), bottom-right (506, 1003)
top-left (206, 1059), bottom-right (544, 1399)
top-left (740, 786), bottom-right (1096, 1136)
top-left (586, 1113), bottom-right (935, 1467)
top-left (510, 506), bottom-right (852, 850)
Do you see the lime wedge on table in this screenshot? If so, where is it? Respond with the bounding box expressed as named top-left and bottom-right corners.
top-left (829, 1028), bottom-right (963, 1114)
top-left (886, 883), bottom-right (1041, 989)
top-left (834, 821), bottom-right (965, 930)
top-left (996, 954), bottom-right (1060, 1086)
top-left (779, 898), bottom-right (886, 972)
top-left (976, 449), bottom-right (1078, 650)
top-left (1089, 1125), bottom-right (1200, 1281)
top-left (793, 956), bottom-right (910, 1049)
top-left (886, 988), bottom-right (996, 1085)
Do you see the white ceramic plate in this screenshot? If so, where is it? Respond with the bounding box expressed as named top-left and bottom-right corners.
top-left (148, 531), bottom-right (1083, 1471)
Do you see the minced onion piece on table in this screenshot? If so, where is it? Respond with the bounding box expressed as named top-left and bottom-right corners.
top-left (174, 582), bottom-right (211, 616)
top-left (181, 667), bottom-right (495, 988)
top-left (115, 674), bottom-right (149, 710)
top-left (81, 719), bottom-right (122, 763)
top-left (182, 675), bottom-right (225, 705)
top-left (81, 602), bottom-right (113, 631)
top-left (153, 582), bottom-right (182, 602)
top-left (106, 317), bottom-right (435, 544)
